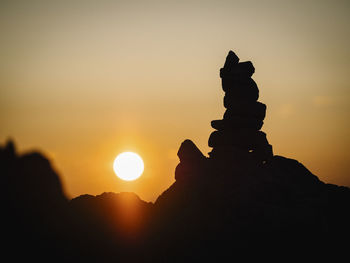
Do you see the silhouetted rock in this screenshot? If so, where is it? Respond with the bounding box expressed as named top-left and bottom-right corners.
top-left (151, 51), bottom-right (350, 258)
top-left (208, 130), bottom-right (268, 149)
top-left (153, 142), bottom-right (350, 258)
top-left (211, 118), bottom-right (264, 130)
top-left (175, 139), bottom-right (207, 181)
top-left (177, 139), bottom-right (205, 162)
top-left (221, 77), bottom-right (259, 99)
top-left (222, 50), bottom-right (239, 70)
top-left (1, 140), bottom-right (150, 262)
top-left (2, 50), bottom-right (350, 261)
top-left (209, 51), bottom-right (272, 164)
top-left (1, 140), bottom-right (75, 262)
top-left (220, 52), bottom-right (254, 78)
top-left (207, 129), bottom-right (273, 163)
top-left (223, 100), bottom-right (266, 120)
top-left (3, 139), bottom-right (15, 157)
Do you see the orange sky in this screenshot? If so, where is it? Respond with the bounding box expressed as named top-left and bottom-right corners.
top-left (1, 0), bottom-right (350, 202)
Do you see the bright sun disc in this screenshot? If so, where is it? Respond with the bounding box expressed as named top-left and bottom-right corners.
top-left (113, 152), bottom-right (144, 181)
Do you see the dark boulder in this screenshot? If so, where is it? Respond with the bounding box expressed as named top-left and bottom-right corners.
top-left (221, 50), bottom-right (239, 71)
top-left (221, 77), bottom-right (259, 100)
top-left (223, 101), bottom-right (266, 120)
top-left (220, 61), bottom-right (255, 78)
top-left (177, 139), bottom-right (206, 162)
top-left (211, 118), bottom-right (264, 131)
top-left (208, 130), bottom-right (269, 149)
top-left (175, 139), bottom-right (207, 181)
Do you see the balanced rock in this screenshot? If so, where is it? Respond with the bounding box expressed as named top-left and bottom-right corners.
top-left (211, 118), bottom-right (264, 131)
top-left (221, 50), bottom-right (239, 70)
top-left (220, 52), bottom-right (254, 78)
top-left (208, 130), bottom-right (269, 149)
top-left (209, 50), bottom-right (273, 163)
top-left (221, 77), bottom-right (259, 100)
top-left (223, 101), bottom-right (266, 120)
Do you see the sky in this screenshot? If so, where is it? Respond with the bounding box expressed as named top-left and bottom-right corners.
top-left (1, 0), bottom-right (349, 202)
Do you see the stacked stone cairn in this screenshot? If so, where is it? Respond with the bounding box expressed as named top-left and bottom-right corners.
top-left (208, 51), bottom-right (273, 164)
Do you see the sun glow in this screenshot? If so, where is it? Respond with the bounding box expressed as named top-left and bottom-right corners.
top-left (113, 152), bottom-right (144, 181)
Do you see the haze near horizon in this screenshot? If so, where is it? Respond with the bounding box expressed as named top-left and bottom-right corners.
top-left (1, 0), bottom-right (349, 201)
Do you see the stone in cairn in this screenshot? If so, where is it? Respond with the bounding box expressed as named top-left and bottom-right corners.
top-left (208, 51), bottom-right (273, 164)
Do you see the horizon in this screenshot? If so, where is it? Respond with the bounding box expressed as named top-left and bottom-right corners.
top-left (1, 0), bottom-right (350, 202)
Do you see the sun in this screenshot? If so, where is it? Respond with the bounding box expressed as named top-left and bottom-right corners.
top-left (113, 152), bottom-right (144, 181)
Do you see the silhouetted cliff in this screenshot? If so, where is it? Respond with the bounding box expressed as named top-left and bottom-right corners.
top-left (3, 138), bottom-right (349, 261)
top-left (152, 139), bottom-right (350, 257)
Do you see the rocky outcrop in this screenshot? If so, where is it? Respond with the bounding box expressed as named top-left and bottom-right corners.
top-left (152, 51), bottom-right (350, 258)
top-left (175, 139), bottom-right (207, 181)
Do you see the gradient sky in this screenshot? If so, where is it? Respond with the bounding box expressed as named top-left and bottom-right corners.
top-left (1, 0), bottom-right (349, 202)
